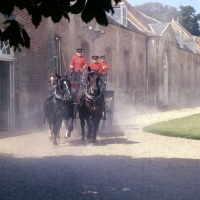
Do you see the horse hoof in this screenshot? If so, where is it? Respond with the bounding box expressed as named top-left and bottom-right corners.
top-left (81, 137), bottom-right (86, 141)
top-left (86, 138), bottom-right (92, 143)
top-left (49, 135), bottom-right (53, 141)
top-left (53, 141), bottom-right (58, 146)
top-left (65, 132), bottom-right (71, 139)
top-left (102, 116), bottom-right (107, 120)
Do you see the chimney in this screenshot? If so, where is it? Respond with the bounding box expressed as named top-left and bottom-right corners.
top-left (193, 36), bottom-right (196, 53)
top-left (179, 31), bottom-right (183, 48)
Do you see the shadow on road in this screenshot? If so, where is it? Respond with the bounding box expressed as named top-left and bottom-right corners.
top-left (0, 153), bottom-right (200, 200)
top-left (65, 136), bottom-right (138, 147)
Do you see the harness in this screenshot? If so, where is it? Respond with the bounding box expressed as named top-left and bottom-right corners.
top-left (44, 79), bottom-right (72, 123)
top-left (79, 79), bottom-right (103, 110)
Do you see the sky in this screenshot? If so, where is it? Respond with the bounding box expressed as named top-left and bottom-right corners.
top-left (127, 0), bottom-right (200, 13)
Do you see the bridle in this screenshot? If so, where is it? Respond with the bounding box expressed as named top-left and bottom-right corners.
top-left (56, 78), bottom-right (72, 101)
top-left (85, 71), bottom-right (102, 101)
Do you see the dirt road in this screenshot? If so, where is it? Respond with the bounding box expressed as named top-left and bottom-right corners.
top-left (1, 107), bottom-right (200, 200)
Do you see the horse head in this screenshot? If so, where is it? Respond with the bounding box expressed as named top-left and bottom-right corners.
top-left (56, 74), bottom-right (72, 101)
top-left (87, 66), bottom-right (100, 96)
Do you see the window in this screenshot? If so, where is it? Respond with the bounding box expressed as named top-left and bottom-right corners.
top-left (0, 40), bottom-right (11, 55)
top-left (194, 66), bottom-right (197, 90)
top-left (54, 35), bottom-right (62, 74)
top-left (108, 3), bottom-right (127, 27)
top-left (122, 6), bottom-right (127, 26)
top-left (105, 47), bottom-right (112, 82)
top-left (188, 66), bottom-right (191, 90)
top-left (81, 41), bottom-right (89, 63)
top-left (124, 51), bottom-right (129, 92)
top-left (180, 65), bottom-right (184, 90)
top-left (138, 54), bottom-right (144, 89)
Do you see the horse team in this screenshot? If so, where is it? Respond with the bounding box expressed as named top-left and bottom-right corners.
top-left (44, 67), bottom-right (106, 145)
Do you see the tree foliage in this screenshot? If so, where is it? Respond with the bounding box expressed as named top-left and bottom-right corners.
top-left (135, 2), bottom-right (200, 36)
top-left (0, 0), bottom-right (120, 51)
top-left (178, 6), bottom-right (200, 36)
top-left (135, 2), bottom-right (179, 23)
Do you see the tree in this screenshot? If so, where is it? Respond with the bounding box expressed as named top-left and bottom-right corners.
top-left (135, 2), bottom-right (179, 23)
top-left (178, 6), bottom-right (200, 36)
top-left (0, 0), bottom-right (120, 51)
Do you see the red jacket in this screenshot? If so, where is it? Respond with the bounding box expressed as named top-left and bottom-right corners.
top-left (99, 61), bottom-right (110, 75)
top-left (89, 62), bottom-right (101, 73)
top-left (69, 55), bottom-right (88, 73)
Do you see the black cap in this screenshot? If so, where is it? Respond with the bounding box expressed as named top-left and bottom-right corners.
top-left (92, 56), bottom-right (99, 60)
top-left (100, 55), bottom-right (105, 59)
top-left (76, 48), bottom-right (83, 53)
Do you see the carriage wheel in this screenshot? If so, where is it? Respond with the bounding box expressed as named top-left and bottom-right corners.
top-left (106, 97), bottom-right (114, 125)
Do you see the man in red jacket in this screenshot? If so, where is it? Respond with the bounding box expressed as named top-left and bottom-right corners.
top-left (99, 55), bottom-right (110, 75)
top-left (99, 55), bottom-right (110, 93)
top-left (89, 56), bottom-right (101, 72)
top-left (69, 48), bottom-right (88, 82)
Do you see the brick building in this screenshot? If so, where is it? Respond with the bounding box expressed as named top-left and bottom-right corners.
top-left (0, 0), bottom-right (200, 131)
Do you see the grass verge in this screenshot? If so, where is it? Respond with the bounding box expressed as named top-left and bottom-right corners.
top-left (143, 114), bottom-right (200, 140)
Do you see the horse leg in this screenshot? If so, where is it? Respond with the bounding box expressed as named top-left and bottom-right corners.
top-left (48, 121), bottom-right (53, 141)
top-left (64, 118), bottom-right (74, 139)
top-left (91, 118), bottom-right (101, 143)
top-left (79, 113), bottom-right (86, 141)
top-left (52, 120), bottom-right (62, 146)
top-left (86, 117), bottom-right (93, 141)
top-left (52, 123), bottom-right (58, 146)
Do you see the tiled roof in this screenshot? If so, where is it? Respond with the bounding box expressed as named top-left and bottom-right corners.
top-left (107, 11), bottom-right (147, 36)
top-left (110, 0), bottom-right (156, 35)
top-left (110, 0), bottom-right (200, 54)
top-left (170, 19), bottom-right (192, 39)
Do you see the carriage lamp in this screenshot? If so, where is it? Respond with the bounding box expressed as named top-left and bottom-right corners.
top-left (90, 30), bottom-right (105, 40)
top-left (78, 25), bottom-right (93, 36)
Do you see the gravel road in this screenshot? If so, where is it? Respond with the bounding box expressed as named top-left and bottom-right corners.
top-left (1, 106), bottom-right (200, 200)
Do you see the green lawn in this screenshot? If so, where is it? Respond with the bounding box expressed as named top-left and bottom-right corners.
top-left (143, 114), bottom-right (200, 140)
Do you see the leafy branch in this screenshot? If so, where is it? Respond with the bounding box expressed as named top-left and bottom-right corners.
top-left (0, 0), bottom-right (121, 51)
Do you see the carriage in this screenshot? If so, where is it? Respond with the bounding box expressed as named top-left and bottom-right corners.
top-left (103, 90), bottom-right (114, 125)
top-left (45, 69), bottom-right (114, 145)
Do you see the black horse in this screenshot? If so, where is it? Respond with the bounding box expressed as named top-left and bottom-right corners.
top-left (44, 74), bottom-right (74, 145)
top-left (76, 67), bottom-right (105, 143)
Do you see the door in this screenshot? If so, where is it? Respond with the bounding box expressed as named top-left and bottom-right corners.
top-left (0, 61), bottom-right (14, 130)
